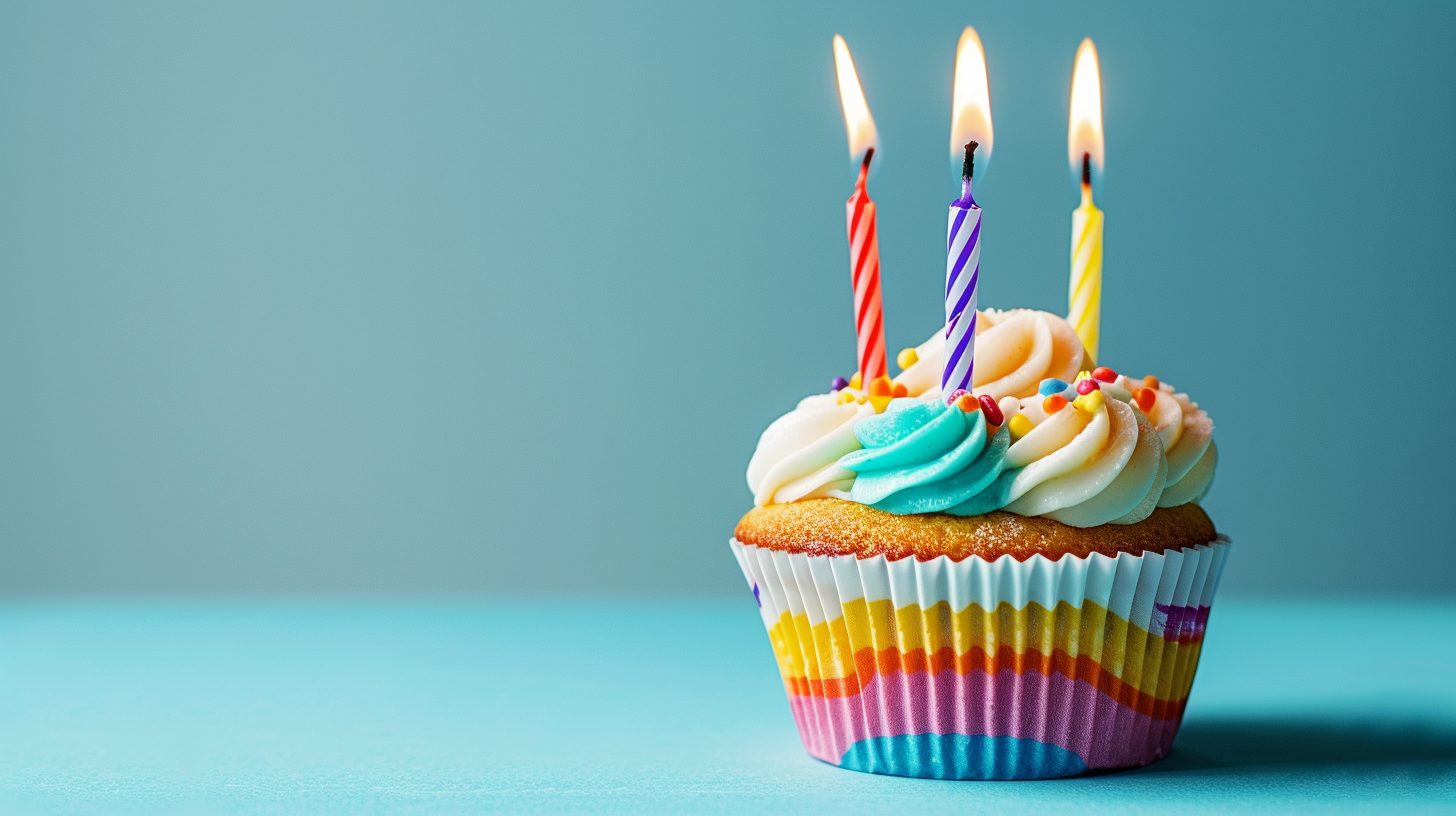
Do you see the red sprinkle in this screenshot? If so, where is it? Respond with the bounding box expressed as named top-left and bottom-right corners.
top-left (1091, 366), bottom-right (1118, 383)
top-left (1132, 387), bottom-right (1157, 412)
top-left (947, 389), bottom-right (968, 404)
top-left (1076, 379), bottom-right (1100, 395)
top-left (979, 395), bottom-right (1003, 426)
top-left (1043, 394), bottom-right (1069, 413)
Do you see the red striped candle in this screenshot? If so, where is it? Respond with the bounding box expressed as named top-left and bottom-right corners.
top-left (833, 34), bottom-right (887, 388)
top-left (846, 149), bottom-right (887, 386)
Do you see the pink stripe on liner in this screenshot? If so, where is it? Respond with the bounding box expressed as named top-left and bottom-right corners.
top-left (787, 668), bottom-right (1182, 771)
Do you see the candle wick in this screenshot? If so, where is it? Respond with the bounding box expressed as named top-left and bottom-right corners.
top-left (1080, 153), bottom-right (1094, 206)
top-left (955, 141), bottom-right (978, 207)
top-left (857, 148), bottom-right (875, 190)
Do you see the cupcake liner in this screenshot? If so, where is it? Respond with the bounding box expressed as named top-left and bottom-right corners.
top-left (730, 534), bottom-right (1231, 780)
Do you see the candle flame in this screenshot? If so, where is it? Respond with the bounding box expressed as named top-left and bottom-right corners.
top-left (950, 27), bottom-right (993, 180)
top-left (833, 35), bottom-right (879, 167)
top-left (1068, 38), bottom-right (1104, 191)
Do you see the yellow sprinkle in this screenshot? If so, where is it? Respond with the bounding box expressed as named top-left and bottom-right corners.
top-left (849, 371), bottom-right (862, 390)
top-left (1008, 414), bottom-right (1034, 440)
top-left (869, 395), bottom-right (893, 413)
top-left (855, 395), bottom-right (867, 405)
top-left (836, 391), bottom-right (856, 405)
top-left (896, 348), bottom-right (919, 370)
top-left (1073, 390), bottom-right (1106, 414)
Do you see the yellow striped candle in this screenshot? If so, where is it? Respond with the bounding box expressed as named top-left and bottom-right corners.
top-left (1067, 38), bottom-right (1104, 362)
top-left (1069, 158), bottom-right (1103, 361)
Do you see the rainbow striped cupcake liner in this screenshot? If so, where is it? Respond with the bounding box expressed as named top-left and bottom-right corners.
top-left (730, 536), bottom-right (1231, 780)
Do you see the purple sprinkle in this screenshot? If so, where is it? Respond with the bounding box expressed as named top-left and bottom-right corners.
top-left (752, 583), bottom-right (761, 607)
top-left (831, 377), bottom-right (849, 392)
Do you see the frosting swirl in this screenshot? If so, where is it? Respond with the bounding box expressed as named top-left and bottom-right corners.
top-left (745, 308), bottom-right (1217, 527)
top-left (893, 309), bottom-right (1088, 401)
top-left (839, 399), bottom-right (1010, 514)
top-left (745, 393), bottom-right (873, 507)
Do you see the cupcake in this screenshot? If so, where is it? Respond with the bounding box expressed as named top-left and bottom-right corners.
top-left (732, 308), bottom-right (1226, 780)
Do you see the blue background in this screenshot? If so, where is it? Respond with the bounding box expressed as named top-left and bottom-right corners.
top-left (2, 599), bottom-right (1452, 813)
top-left (1, 1), bottom-right (1452, 596)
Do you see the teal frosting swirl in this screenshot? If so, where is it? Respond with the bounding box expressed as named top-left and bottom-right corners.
top-left (839, 398), bottom-right (1011, 515)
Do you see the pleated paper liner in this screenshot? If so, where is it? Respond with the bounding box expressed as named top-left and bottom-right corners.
top-left (730, 533), bottom-right (1231, 780)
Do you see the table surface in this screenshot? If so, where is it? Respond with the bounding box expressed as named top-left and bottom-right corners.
top-left (1, 598), bottom-right (1453, 815)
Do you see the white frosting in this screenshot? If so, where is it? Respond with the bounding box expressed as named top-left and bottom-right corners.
top-left (746, 395), bottom-right (873, 507)
top-left (998, 400), bottom-right (1109, 505)
top-left (1009, 397), bottom-right (1139, 517)
top-left (744, 308), bottom-right (1217, 526)
top-left (1160, 439), bottom-right (1217, 508)
top-left (1049, 401), bottom-right (1165, 526)
top-left (892, 309), bottom-right (1088, 402)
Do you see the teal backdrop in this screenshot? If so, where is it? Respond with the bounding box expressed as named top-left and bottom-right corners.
top-left (0, 1), bottom-right (1451, 595)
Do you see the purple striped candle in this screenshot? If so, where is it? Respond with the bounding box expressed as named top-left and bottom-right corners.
top-left (943, 141), bottom-right (980, 404)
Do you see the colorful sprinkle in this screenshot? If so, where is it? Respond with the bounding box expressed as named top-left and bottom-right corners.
top-left (849, 371), bottom-right (862, 390)
top-left (836, 391), bottom-right (856, 405)
top-left (1092, 366), bottom-right (1118, 383)
top-left (1143, 375), bottom-right (1160, 389)
top-left (947, 388), bottom-right (968, 404)
top-left (980, 395), bottom-right (1004, 426)
top-left (868, 376), bottom-right (893, 397)
top-left (869, 395), bottom-right (893, 412)
top-left (956, 393), bottom-right (980, 412)
top-left (1008, 414), bottom-right (1034, 440)
top-left (1132, 387), bottom-right (1157, 412)
top-left (831, 376), bottom-right (849, 392)
top-left (1043, 394), bottom-right (1069, 413)
top-left (1039, 378), bottom-right (1071, 397)
top-left (897, 348), bottom-right (919, 370)
top-left (1073, 390), bottom-right (1106, 413)
top-left (1076, 378), bottom-right (1100, 395)
top-left (892, 382), bottom-right (909, 398)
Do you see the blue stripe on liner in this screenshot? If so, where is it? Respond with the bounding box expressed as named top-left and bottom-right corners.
top-left (837, 733), bottom-right (1088, 780)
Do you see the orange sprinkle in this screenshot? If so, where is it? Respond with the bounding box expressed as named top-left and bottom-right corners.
top-left (1043, 394), bottom-right (1069, 413)
top-left (868, 376), bottom-right (894, 397)
top-left (1143, 375), bottom-right (1160, 389)
top-left (892, 382), bottom-right (909, 398)
top-left (956, 393), bottom-right (980, 412)
top-left (1133, 388), bottom-right (1157, 412)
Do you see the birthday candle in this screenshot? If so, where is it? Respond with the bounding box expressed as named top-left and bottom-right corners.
top-left (845, 151), bottom-right (887, 385)
top-left (942, 28), bottom-right (993, 404)
top-left (833, 35), bottom-right (887, 386)
top-left (1067, 38), bottom-right (1105, 361)
top-left (943, 142), bottom-right (980, 404)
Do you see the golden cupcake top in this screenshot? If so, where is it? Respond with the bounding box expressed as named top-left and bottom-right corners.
top-left (736, 500), bottom-right (1217, 562)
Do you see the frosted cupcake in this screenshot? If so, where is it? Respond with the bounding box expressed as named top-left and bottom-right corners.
top-left (731, 308), bottom-right (1227, 780)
